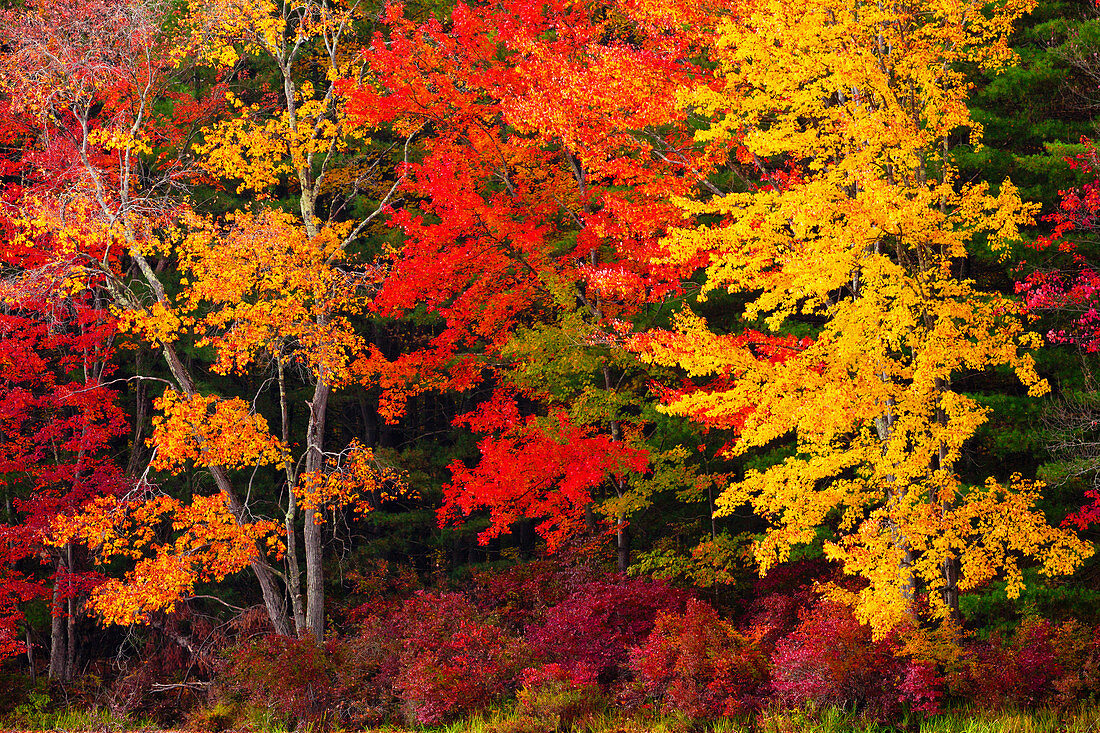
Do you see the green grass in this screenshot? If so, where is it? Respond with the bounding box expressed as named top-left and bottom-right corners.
top-left (1, 703), bottom-right (158, 731)
top-left (915, 703), bottom-right (1100, 733)
top-left (382, 703), bottom-right (1100, 733)
top-left (4, 703), bottom-right (1100, 732)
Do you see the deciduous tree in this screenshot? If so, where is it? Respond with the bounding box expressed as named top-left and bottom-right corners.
top-left (348, 0), bottom-right (731, 570)
top-left (0, 0), bottom-right (392, 641)
top-left (638, 0), bottom-right (1092, 631)
top-left (0, 287), bottom-right (128, 677)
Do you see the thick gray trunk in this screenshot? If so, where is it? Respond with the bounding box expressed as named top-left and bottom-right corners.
top-left (303, 513), bottom-right (324, 642)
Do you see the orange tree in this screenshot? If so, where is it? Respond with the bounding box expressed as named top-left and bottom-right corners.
top-left (0, 0), bottom-right (406, 641)
top-left (0, 0), bottom-right (253, 644)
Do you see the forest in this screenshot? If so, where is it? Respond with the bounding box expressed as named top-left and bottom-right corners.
top-left (1, 0), bottom-right (1100, 728)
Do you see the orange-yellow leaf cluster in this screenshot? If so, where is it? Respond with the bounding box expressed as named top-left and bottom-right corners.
top-left (175, 209), bottom-right (372, 383)
top-left (149, 390), bottom-right (285, 473)
top-left (296, 441), bottom-right (410, 517)
top-left (51, 493), bottom-right (281, 624)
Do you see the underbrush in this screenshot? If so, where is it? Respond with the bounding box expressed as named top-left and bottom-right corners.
top-left (10, 560), bottom-right (1100, 733)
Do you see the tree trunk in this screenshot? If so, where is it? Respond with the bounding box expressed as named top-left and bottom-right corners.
top-left (616, 521), bottom-right (630, 574)
top-left (935, 378), bottom-right (960, 619)
top-left (24, 625), bottom-right (35, 682)
top-left (47, 558), bottom-right (66, 681)
top-left (112, 250), bottom-right (294, 636)
top-left (303, 378), bottom-right (331, 643)
top-left (519, 518), bottom-right (535, 559)
top-left (285, 494), bottom-right (307, 636)
top-left (213, 463), bottom-right (293, 637)
top-left (65, 544), bottom-right (75, 680)
top-left (303, 512), bottom-right (324, 642)
top-left (126, 347), bottom-right (148, 476)
top-left (278, 357), bottom-right (307, 635)
top-left (941, 555), bottom-right (960, 619)
top-left (155, 339), bottom-right (294, 636)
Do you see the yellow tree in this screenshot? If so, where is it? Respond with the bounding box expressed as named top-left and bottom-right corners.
top-left (639, 0), bottom-right (1092, 631)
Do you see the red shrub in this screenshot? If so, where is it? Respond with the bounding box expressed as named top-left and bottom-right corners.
top-left (769, 600), bottom-right (904, 715)
top-left (528, 577), bottom-right (688, 681)
top-left (515, 663), bottom-right (605, 728)
top-left (391, 591), bottom-right (530, 724)
top-left (522, 662), bottom-right (601, 687)
top-left (226, 635), bottom-right (335, 727)
top-left (630, 599), bottom-right (768, 718)
top-left (226, 592), bottom-right (531, 727)
top-left (752, 560), bottom-right (835, 598)
top-left (328, 621), bottom-right (405, 726)
top-left (898, 661), bottom-right (942, 715)
top-left (345, 559), bottom-right (423, 623)
top-left (1011, 619), bottom-right (1064, 705)
top-left (948, 618), bottom-right (1098, 708)
top-left (741, 561), bottom-right (834, 647)
top-left (469, 558), bottom-right (598, 633)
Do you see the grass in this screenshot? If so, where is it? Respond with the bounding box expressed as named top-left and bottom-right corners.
top-left (914, 703), bottom-right (1100, 733)
top-left (3, 703), bottom-right (1100, 732)
top-left (1, 704), bottom-right (158, 731)
top-left (388, 703), bottom-right (1100, 733)
top-left (0, 689), bottom-right (160, 732)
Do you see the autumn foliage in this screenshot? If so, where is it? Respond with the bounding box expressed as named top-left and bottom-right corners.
top-left (1018, 139), bottom-right (1100, 353)
top-left (0, 0), bottom-right (1094, 724)
top-left (637, 0), bottom-right (1091, 631)
top-left (630, 599), bottom-right (768, 718)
